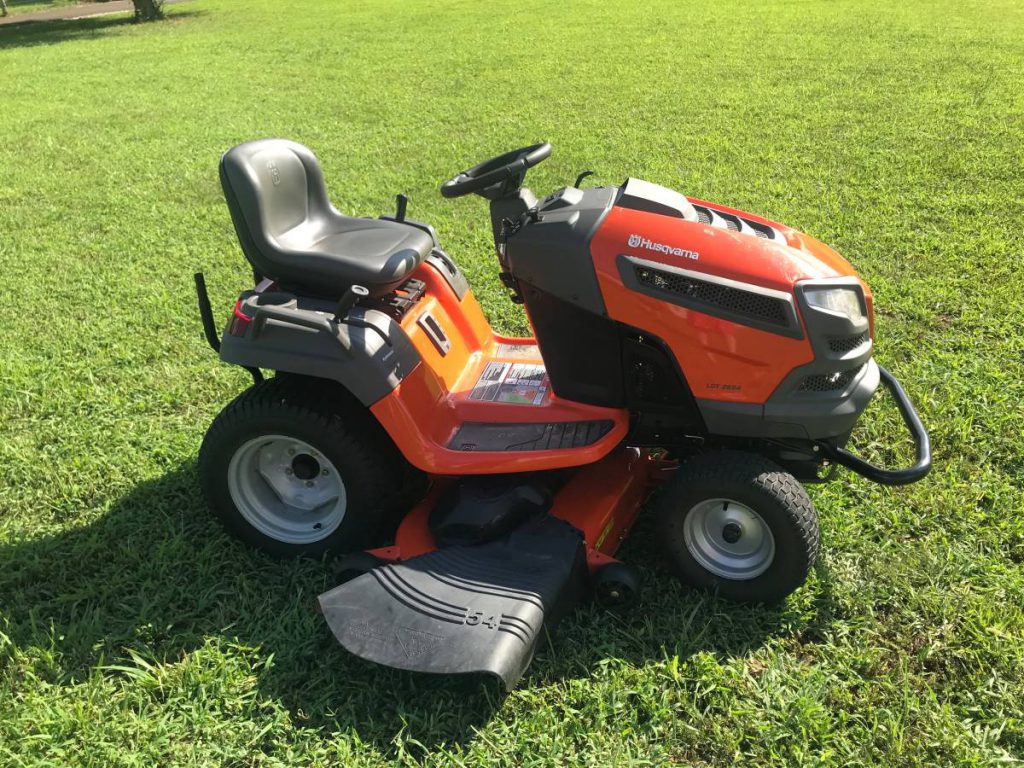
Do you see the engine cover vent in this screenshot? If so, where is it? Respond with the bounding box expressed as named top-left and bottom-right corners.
top-left (618, 255), bottom-right (803, 338)
top-left (634, 265), bottom-right (788, 326)
top-left (691, 204), bottom-right (783, 241)
top-left (717, 212), bottom-right (742, 232)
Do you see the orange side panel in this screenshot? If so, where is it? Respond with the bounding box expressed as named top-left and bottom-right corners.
top-left (369, 261), bottom-right (629, 475)
top-left (548, 448), bottom-right (654, 567)
top-left (400, 263), bottom-right (495, 391)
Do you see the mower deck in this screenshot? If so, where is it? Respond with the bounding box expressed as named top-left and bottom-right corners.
top-left (370, 448), bottom-right (660, 571)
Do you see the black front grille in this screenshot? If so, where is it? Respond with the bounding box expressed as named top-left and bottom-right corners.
top-left (695, 206), bottom-right (713, 225)
top-left (828, 332), bottom-right (870, 354)
top-left (798, 365), bottom-right (865, 392)
top-left (634, 265), bottom-right (790, 327)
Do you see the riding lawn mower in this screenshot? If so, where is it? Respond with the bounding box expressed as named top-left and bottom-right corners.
top-left (193, 140), bottom-right (930, 687)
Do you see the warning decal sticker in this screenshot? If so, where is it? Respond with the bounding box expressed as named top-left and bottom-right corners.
top-left (469, 361), bottom-right (550, 405)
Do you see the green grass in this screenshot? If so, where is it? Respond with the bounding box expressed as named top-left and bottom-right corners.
top-left (3, 0), bottom-right (89, 16)
top-left (1, 0), bottom-right (1023, 764)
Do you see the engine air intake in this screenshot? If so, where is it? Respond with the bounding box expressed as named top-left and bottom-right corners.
top-left (691, 204), bottom-right (780, 240)
top-left (827, 332), bottom-right (870, 354)
top-left (798, 365), bottom-right (866, 392)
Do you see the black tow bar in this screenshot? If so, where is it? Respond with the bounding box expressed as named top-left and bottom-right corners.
top-left (815, 364), bottom-right (932, 486)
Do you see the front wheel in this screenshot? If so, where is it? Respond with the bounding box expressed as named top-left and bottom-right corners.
top-left (655, 451), bottom-right (820, 604)
top-left (199, 377), bottom-right (421, 558)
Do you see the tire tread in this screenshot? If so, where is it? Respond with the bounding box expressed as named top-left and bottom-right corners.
top-left (198, 376), bottom-right (422, 556)
top-left (655, 450), bottom-right (819, 603)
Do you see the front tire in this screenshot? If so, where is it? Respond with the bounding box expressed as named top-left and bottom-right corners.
top-left (655, 451), bottom-right (819, 604)
top-left (199, 376), bottom-right (421, 558)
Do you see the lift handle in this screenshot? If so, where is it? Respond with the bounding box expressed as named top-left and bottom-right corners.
top-left (333, 284), bottom-right (369, 323)
top-left (252, 304), bottom-right (334, 337)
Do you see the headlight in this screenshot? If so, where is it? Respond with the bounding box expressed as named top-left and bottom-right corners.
top-left (803, 287), bottom-right (865, 323)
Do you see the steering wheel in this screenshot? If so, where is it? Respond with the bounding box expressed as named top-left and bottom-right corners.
top-left (440, 143), bottom-right (552, 199)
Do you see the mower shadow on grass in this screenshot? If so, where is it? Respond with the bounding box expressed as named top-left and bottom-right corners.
top-left (0, 463), bottom-right (839, 754)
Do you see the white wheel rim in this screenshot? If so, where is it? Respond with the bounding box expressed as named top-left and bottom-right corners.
top-left (227, 435), bottom-right (346, 545)
top-left (683, 498), bottom-right (775, 580)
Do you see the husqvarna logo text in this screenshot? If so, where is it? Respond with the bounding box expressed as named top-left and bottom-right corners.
top-left (628, 234), bottom-right (699, 261)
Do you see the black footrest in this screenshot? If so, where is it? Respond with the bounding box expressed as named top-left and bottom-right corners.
top-left (449, 420), bottom-right (614, 452)
top-left (318, 517), bottom-right (586, 687)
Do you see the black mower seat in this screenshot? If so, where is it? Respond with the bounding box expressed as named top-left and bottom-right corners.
top-left (220, 139), bottom-right (431, 297)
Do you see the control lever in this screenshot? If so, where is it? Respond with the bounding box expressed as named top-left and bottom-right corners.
top-left (333, 284), bottom-right (369, 322)
top-left (394, 193), bottom-right (408, 222)
top-left (574, 169), bottom-right (595, 188)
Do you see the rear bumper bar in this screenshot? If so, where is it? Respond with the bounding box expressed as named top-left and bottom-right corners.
top-left (815, 364), bottom-right (931, 486)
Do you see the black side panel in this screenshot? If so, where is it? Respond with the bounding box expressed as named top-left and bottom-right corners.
top-left (219, 293), bottom-right (420, 405)
top-left (520, 283), bottom-right (625, 407)
top-left (505, 186), bottom-right (616, 315)
top-left (621, 329), bottom-right (707, 444)
top-left (318, 516), bottom-right (587, 689)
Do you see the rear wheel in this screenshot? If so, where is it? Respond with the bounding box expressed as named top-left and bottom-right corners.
top-left (655, 451), bottom-right (819, 603)
top-left (199, 376), bottom-right (422, 558)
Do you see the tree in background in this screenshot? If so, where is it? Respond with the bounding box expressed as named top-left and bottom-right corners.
top-left (0, 0), bottom-right (8, 18)
top-left (132, 0), bottom-right (164, 21)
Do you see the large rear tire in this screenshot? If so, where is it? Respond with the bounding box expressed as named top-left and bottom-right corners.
top-left (655, 451), bottom-right (819, 604)
top-left (199, 376), bottom-right (423, 558)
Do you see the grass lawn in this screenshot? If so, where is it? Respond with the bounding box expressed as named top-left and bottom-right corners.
top-left (2, 0), bottom-right (1023, 764)
top-left (3, 0), bottom-right (81, 16)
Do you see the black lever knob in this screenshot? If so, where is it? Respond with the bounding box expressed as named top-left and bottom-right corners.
top-left (333, 284), bottom-right (369, 322)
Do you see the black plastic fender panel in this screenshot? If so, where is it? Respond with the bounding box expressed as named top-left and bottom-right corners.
top-left (220, 293), bottom-right (421, 405)
top-left (318, 517), bottom-right (586, 688)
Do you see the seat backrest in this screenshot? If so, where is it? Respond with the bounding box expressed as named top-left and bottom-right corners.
top-left (219, 139), bottom-right (332, 278)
